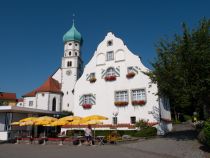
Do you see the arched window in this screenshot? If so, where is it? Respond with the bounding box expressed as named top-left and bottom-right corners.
top-left (75, 52), bottom-right (77, 56)
top-left (67, 61), bottom-right (72, 67)
top-left (69, 51), bottom-right (71, 56)
top-left (52, 98), bottom-right (56, 111)
top-left (106, 67), bottom-right (115, 77)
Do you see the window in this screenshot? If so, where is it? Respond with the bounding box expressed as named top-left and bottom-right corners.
top-left (83, 95), bottom-right (91, 104)
top-left (127, 67), bottom-right (134, 73)
top-left (106, 67), bottom-right (115, 77)
top-left (52, 98), bottom-right (56, 111)
top-left (132, 89), bottom-right (146, 101)
top-left (115, 91), bottom-right (128, 102)
top-left (69, 51), bottom-right (71, 56)
top-left (29, 101), bottom-right (33, 106)
top-left (106, 51), bottom-right (114, 61)
top-left (66, 91), bottom-right (68, 95)
top-left (75, 52), bottom-right (77, 56)
top-left (75, 43), bottom-right (78, 46)
top-left (130, 117), bottom-right (136, 124)
top-left (67, 61), bottom-right (72, 67)
top-left (67, 104), bottom-right (69, 107)
top-left (90, 73), bottom-right (95, 79)
top-left (69, 43), bottom-right (72, 46)
top-left (113, 117), bottom-right (117, 124)
top-left (42, 93), bottom-right (45, 97)
top-left (107, 40), bottom-right (113, 46)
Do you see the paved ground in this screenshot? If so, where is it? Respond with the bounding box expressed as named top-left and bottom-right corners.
top-left (0, 123), bottom-right (209, 158)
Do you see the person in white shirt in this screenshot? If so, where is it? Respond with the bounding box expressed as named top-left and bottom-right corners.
top-left (84, 125), bottom-right (92, 145)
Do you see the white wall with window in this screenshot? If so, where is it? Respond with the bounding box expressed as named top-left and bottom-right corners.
top-left (131, 89), bottom-right (146, 101)
top-left (74, 32), bottom-right (172, 133)
top-left (115, 91), bottom-right (128, 102)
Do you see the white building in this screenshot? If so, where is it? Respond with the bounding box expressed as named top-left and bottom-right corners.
top-left (22, 22), bottom-right (172, 132)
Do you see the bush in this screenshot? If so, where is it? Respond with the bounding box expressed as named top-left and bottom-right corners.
top-left (203, 119), bottom-right (210, 147)
top-left (134, 127), bottom-right (157, 138)
top-left (183, 115), bottom-right (192, 122)
top-left (135, 119), bottom-right (149, 129)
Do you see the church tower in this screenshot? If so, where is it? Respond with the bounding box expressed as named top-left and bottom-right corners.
top-left (61, 22), bottom-right (83, 111)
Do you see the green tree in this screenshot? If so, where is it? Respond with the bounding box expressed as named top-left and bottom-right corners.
top-left (148, 18), bottom-right (210, 120)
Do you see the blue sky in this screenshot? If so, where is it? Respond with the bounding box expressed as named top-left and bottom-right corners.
top-left (0, 0), bottom-right (210, 98)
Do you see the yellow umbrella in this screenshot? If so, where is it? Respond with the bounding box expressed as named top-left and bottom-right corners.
top-left (59, 116), bottom-right (82, 122)
top-left (19, 117), bottom-right (38, 123)
top-left (11, 121), bottom-right (20, 125)
top-left (81, 115), bottom-right (108, 122)
top-left (50, 120), bottom-right (69, 126)
top-left (83, 120), bottom-right (103, 125)
top-left (68, 120), bottom-right (82, 125)
top-left (35, 116), bottom-right (57, 122)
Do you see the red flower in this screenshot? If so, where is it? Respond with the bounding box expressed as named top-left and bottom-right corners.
top-left (132, 100), bottom-right (146, 106)
top-left (82, 104), bottom-right (92, 109)
top-left (114, 101), bottom-right (128, 106)
top-left (126, 72), bottom-right (135, 79)
top-left (105, 76), bottom-right (116, 81)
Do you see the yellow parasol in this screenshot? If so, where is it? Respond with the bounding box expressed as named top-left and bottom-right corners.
top-left (68, 119), bottom-right (82, 125)
top-left (83, 120), bottom-right (103, 125)
top-left (81, 115), bottom-right (108, 122)
top-left (19, 117), bottom-right (38, 123)
top-left (34, 116), bottom-right (57, 126)
top-left (11, 121), bottom-right (20, 126)
top-left (50, 119), bottom-right (69, 126)
top-left (59, 116), bottom-right (82, 122)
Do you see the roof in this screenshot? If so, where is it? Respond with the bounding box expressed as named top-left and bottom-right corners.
top-left (0, 106), bottom-right (63, 115)
top-left (23, 77), bottom-right (62, 97)
top-left (0, 92), bottom-right (16, 100)
top-left (63, 22), bottom-right (83, 44)
top-left (17, 98), bottom-right (24, 102)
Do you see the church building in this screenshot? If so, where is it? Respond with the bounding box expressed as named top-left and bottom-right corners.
top-left (22, 22), bottom-right (172, 133)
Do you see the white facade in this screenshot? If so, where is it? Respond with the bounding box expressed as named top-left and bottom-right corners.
top-left (22, 24), bottom-right (172, 132)
top-left (73, 32), bottom-right (169, 126)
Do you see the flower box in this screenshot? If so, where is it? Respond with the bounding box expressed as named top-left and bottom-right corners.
top-left (126, 72), bottom-right (135, 79)
top-left (114, 101), bottom-right (128, 106)
top-left (89, 77), bottom-right (96, 83)
top-left (82, 104), bottom-right (92, 109)
top-left (132, 100), bottom-right (146, 106)
top-left (105, 76), bottom-right (116, 81)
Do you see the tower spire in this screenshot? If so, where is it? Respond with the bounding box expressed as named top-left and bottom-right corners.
top-left (72, 13), bottom-right (75, 26)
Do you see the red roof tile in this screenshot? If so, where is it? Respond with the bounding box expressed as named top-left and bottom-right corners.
top-left (17, 98), bottom-right (24, 102)
top-left (0, 92), bottom-right (16, 100)
top-left (23, 77), bottom-right (62, 97)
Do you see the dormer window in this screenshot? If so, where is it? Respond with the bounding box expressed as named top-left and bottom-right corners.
top-left (107, 40), bottom-right (113, 46)
top-left (106, 51), bottom-right (114, 61)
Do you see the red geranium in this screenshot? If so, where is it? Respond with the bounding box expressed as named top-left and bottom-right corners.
top-left (114, 101), bottom-right (128, 106)
top-left (126, 72), bottom-right (135, 79)
top-left (132, 100), bottom-right (146, 106)
top-left (82, 104), bottom-right (92, 109)
top-left (105, 76), bottom-right (116, 81)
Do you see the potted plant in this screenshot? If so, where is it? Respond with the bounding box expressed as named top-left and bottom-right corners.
top-left (114, 101), bottom-right (128, 106)
top-left (126, 72), bottom-right (135, 79)
top-left (89, 77), bottom-right (96, 83)
top-left (82, 104), bottom-right (92, 109)
top-left (132, 100), bottom-right (146, 106)
top-left (105, 76), bottom-right (116, 81)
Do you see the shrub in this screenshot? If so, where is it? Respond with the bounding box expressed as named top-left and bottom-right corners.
top-left (203, 119), bottom-right (210, 147)
top-left (135, 119), bottom-right (149, 129)
top-left (134, 127), bottom-right (157, 138)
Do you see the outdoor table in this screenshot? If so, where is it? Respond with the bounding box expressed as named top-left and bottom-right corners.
top-left (58, 136), bottom-right (66, 146)
top-left (41, 136), bottom-right (47, 145)
top-left (96, 136), bottom-right (105, 145)
top-left (76, 136), bottom-right (83, 146)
